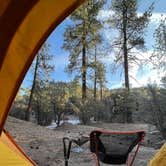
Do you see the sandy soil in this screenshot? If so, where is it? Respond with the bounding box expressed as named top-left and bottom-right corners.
top-left (5, 117), bottom-right (161, 166)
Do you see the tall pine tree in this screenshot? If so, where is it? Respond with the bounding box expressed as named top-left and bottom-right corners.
top-left (107, 0), bottom-right (153, 122)
top-left (87, 27), bottom-right (107, 100)
top-left (151, 17), bottom-right (166, 71)
top-left (63, 0), bottom-right (105, 101)
top-left (25, 43), bottom-right (54, 121)
top-left (108, 0), bottom-right (153, 90)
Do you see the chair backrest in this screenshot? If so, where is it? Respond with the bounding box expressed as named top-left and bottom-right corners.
top-left (90, 130), bottom-right (145, 165)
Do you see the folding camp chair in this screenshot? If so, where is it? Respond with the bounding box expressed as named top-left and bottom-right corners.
top-left (90, 130), bottom-right (145, 166)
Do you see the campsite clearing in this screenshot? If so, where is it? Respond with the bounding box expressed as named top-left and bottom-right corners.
top-left (5, 117), bottom-right (161, 166)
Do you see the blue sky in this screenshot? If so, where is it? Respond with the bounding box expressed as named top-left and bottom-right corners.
top-left (22, 0), bottom-right (166, 89)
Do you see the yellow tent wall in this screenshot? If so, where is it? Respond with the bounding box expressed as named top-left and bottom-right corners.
top-left (0, 0), bottom-right (85, 165)
top-left (0, 0), bottom-right (85, 134)
top-left (0, 130), bottom-right (37, 166)
top-left (148, 143), bottom-right (166, 166)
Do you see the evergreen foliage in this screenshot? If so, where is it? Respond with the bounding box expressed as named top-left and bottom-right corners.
top-left (151, 17), bottom-right (166, 70)
top-left (63, 0), bottom-right (105, 100)
top-left (108, 0), bottom-right (153, 90)
top-left (25, 43), bottom-right (54, 121)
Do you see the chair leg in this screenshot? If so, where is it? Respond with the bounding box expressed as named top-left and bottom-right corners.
top-left (92, 153), bottom-right (100, 166)
top-left (96, 156), bottom-right (100, 166)
top-left (63, 138), bottom-right (72, 166)
top-left (129, 142), bottom-right (141, 166)
top-left (127, 154), bottom-right (130, 166)
top-left (127, 141), bottom-right (142, 166)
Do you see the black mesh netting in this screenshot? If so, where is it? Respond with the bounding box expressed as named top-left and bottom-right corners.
top-left (90, 130), bottom-right (145, 165)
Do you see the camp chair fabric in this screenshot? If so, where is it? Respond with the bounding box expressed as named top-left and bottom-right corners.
top-left (90, 130), bottom-right (145, 166)
top-left (0, 130), bottom-right (37, 166)
top-left (148, 142), bottom-right (166, 166)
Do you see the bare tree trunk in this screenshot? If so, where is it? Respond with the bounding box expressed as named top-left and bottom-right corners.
top-left (53, 103), bottom-right (56, 120)
top-left (25, 54), bottom-right (39, 121)
top-left (56, 114), bottom-right (61, 127)
top-left (81, 18), bottom-right (87, 101)
top-left (82, 43), bottom-right (87, 100)
top-left (149, 87), bottom-right (165, 135)
top-left (122, 1), bottom-right (131, 122)
top-left (36, 102), bottom-right (40, 125)
top-left (57, 112), bottom-right (63, 127)
top-left (94, 47), bottom-right (97, 100)
top-left (100, 80), bottom-right (103, 101)
top-left (122, 1), bottom-right (129, 91)
top-left (94, 73), bottom-right (97, 100)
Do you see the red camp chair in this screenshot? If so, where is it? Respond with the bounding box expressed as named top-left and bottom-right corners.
top-left (90, 130), bottom-right (145, 166)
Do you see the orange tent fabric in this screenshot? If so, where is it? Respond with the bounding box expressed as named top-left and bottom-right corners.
top-left (0, 130), bottom-right (37, 165)
top-left (0, 0), bottom-right (85, 165)
top-left (0, 0), bottom-right (85, 134)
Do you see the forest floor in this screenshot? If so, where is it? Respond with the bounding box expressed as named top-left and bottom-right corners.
top-left (5, 116), bottom-right (164, 166)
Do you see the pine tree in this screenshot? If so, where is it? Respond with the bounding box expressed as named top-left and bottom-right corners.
top-left (33, 83), bottom-right (53, 126)
top-left (68, 77), bottom-right (82, 100)
top-left (87, 27), bottom-right (107, 100)
top-left (105, 0), bottom-right (153, 122)
top-left (97, 62), bottom-right (106, 100)
top-left (25, 43), bottom-right (54, 121)
top-left (63, 0), bottom-right (105, 101)
top-left (108, 0), bottom-right (153, 90)
top-left (151, 17), bottom-right (166, 70)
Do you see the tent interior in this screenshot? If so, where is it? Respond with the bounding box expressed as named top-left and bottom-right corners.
top-left (0, 0), bottom-right (165, 166)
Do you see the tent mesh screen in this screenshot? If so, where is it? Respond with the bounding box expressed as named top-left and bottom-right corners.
top-left (90, 131), bottom-right (144, 165)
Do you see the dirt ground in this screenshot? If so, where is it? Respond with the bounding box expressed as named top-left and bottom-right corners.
top-left (5, 117), bottom-right (161, 166)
